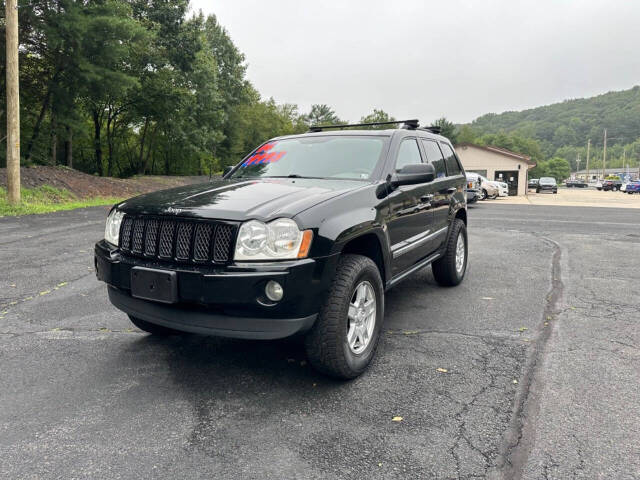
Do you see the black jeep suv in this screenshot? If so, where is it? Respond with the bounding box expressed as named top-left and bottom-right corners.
top-left (95, 120), bottom-right (468, 378)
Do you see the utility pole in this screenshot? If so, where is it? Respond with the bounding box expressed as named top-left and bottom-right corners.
top-left (585, 138), bottom-right (591, 182)
top-left (5, 0), bottom-right (20, 204)
top-left (575, 155), bottom-right (581, 177)
top-left (602, 128), bottom-right (607, 179)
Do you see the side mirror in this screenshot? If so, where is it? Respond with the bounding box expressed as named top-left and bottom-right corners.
top-left (477, 176), bottom-right (482, 185)
top-left (391, 163), bottom-right (435, 187)
top-left (223, 165), bottom-right (233, 177)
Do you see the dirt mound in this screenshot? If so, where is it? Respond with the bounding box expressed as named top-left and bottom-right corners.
top-left (0, 166), bottom-right (209, 199)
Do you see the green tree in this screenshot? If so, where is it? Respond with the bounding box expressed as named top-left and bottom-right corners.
top-left (303, 104), bottom-right (343, 126)
top-left (456, 125), bottom-right (478, 145)
top-left (544, 157), bottom-right (571, 181)
top-left (432, 117), bottom-right (458, 144)
top-left (359, 109), bottom-right (396, 128)
top-left (477, 131), bottom-right (545, 164)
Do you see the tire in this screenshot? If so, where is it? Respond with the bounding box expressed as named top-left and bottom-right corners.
top-left (128, 315), bottom-right (184, 336)
top-left (432, 219), bottom-right (468, 287)
top-left (480, 189), bottom-right (488, 200)
top-left (305, 254), bottom-right (384, 379)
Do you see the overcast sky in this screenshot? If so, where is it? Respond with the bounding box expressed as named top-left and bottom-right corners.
top-left (191, 0), bottom-right (640, 124)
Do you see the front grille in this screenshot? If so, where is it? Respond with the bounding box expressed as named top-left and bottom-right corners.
top-left (119, 215), bottom-right (236, 264)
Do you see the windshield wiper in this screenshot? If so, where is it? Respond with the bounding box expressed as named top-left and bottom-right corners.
top-left (263, 174), bottom-right (319, 179)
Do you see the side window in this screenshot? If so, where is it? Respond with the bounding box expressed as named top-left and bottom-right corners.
top-left (395, 138), bottom-right (422, 171)
top-left (421, 139), bottom-right (446, 178)
top-left (440, 143), bottom-right (462, 176)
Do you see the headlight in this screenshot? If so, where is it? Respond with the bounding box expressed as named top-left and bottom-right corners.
top-left (104, 209), bottom-right (125, 246)
top-left (234, 218), bottom-right (313, 260)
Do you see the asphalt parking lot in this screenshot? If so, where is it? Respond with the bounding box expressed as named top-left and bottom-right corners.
top-left (1, 203), bottom-right (639, 479)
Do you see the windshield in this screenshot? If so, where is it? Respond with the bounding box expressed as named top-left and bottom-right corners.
top-left (539, 177), bottom-right (556, 185)
top-left (230, 136), bottom-right (387, 180)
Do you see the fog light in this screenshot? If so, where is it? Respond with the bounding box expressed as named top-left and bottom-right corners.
top-left (265, 280), bottom-right (283, 302)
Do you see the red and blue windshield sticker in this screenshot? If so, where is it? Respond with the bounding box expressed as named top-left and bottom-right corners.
top-left (240, 142), bottom-right (286, 167)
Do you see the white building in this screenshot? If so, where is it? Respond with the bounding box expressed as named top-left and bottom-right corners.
top-left (456, 144), bottom-right (536, 196)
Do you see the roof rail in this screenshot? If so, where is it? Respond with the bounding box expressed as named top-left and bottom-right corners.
top-left (308, 119), bottom-right (420, 132)
top-left (419, 126), bottom-right (442, 134)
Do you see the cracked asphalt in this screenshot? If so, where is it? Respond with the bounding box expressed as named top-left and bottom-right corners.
top-left (1, 203), bottom-right (639, 479)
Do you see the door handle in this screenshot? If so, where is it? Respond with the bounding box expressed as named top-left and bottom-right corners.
top-left (420, 194), bottom-right (434, 203)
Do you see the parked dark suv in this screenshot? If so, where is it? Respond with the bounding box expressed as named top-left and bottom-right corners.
top-left (536, 177), bottom-right (558, 193)
top-left (600, 179), bottom-right (622, 191)
top-left (95, 120), bottom-right (468, 378)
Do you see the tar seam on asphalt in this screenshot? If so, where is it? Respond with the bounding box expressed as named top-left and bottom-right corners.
top-left (489, 236), bottom-right (564, 480)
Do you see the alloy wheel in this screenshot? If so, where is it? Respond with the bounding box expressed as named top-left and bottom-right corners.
top-left (347, 281), bottom-right (376, 354)
top-left (455, 232), bottom-right (466, 274)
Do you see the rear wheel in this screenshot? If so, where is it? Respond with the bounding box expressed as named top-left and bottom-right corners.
top-left (128, 315), bottom-right (184, 336)
top-left (305, 254), bottom-right (384, 379)
top-left (432, 219), bottom-right (468, 287)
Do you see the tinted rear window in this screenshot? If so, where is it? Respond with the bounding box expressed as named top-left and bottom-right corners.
top-left (440, 143), bottom-right (462, 176)
top-left (421, 140), bottom-right (446, 178)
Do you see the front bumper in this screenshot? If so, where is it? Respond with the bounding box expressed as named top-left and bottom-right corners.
top-left (95, 240), bottom-right (336, 339)
top-left (466, 190), bottom-right (480, 203)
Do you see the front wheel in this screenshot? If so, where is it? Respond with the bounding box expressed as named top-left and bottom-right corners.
top-left (480, 189), bottom-right (488, 200)
top-left (432, 219), bottom-right (468, 287)
top-left (305, 254), bottom-right (384, 379)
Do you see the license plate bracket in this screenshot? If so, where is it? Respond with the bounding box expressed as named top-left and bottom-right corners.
top-left (131, 267), bottom-right (178, 304)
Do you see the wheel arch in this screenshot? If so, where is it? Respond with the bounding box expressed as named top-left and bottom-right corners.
top-left (454, 207), bottom-right (467, 225)
top-left (339, 230), bottom-right (389, 287)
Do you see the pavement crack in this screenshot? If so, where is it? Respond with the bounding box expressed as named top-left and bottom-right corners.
top-left (490, 236), bottom-right (564, 480)
top-left (386, 329), bottom-right (519, 344)
top-left (0, 327), bottom-right (142, 338)
top-left (0, 271), bottom-right (95, 311)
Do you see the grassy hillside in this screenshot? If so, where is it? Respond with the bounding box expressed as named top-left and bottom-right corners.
top-left (0, 166), bottom-right (209, 216)
top-left (470, 86), bottom-right (640, 153)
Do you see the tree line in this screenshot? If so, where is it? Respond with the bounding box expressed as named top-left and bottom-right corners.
top-left (1, 1), bottom-right (636, 182)
top-left (466, 86), bottom-right (640, 176)
top-left (0, 1), bottom-right (399, 177)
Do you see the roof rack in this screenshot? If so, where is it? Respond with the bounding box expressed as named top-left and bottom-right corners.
top-left (308, 119), bottom-right (420, 132)
top-left (419, 126), bottom-right (442, 134)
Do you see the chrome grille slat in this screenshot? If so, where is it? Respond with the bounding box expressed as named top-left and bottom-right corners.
top-left (120, 214), bottom-right (234, 264)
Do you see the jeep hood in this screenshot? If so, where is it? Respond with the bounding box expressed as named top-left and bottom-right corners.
top-left (117, 178), bottom-right (367, 221)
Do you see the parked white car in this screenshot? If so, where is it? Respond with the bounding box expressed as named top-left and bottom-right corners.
top-left (491, 181), bottom-right (509, 197)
